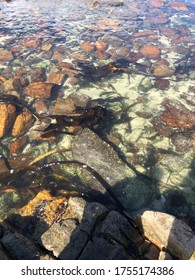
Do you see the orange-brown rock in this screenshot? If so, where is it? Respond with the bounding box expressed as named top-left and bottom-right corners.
top-left (80, 42), bottom-right (95, 52)
top-left (69, 76), bottom-right (79, 85)
top-left (10, 136), bottom-right (28, 154)
top-left (140, 45), bottom-right (161, 59)
top-left (19, 36), bottom-right (41, 48)
top-left (23, 82), bottom-right (53, 99)
top-left (41, 44), bottom-right (52, 51)
top-left (51, 51), bottom-right (64, 61)
top-left (0, 49), bottom-right (14, 61)
top-left (155, 59), bottom-right (170, 66)
top-left (71, 52), bottom-right (86, 61)
top-left (53, 96), bottom-right (76, 115)
top-left (99, 19), bottom-right (119, 29)
top-left (47, 73), bottom-right (67, 85)
top-left (151, 0), bottom-right (166, 7)
top-left (96, 51), bottom-right (111, 60)
top-left (152, 99), bottom-right (195, 138)
top-left (34, 100), bottom-right (48, 114)
top-left (12, 112), bottom-right (33, 137)
top-left (153, 64), bottom-right (175, 77)
top-left (0, 103), bottom-right (16, 138)
top-left (95, 40), bottom-right (108, 51)
top-left (14, 190), bottom-right (68, 225)
top-left (60, 66), bottom-right (80, 77)
top-left (170, 2), bottom-right (188, 11)
top-left (132, 31), bottom-right (157, 37)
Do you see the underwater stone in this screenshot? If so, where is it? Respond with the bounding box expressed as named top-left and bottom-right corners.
top-left (47, 73), bottom-right (67, 85)
top-left (95, 40), bottom-right (108, 52)
top-left (140, 45), bottom-right (161, 59)
top-left (153, 64), bottom-right (175, 77)
top-left (0, 103), bottom-right (16, 138)
top-left (0, 190), bottom-right (21, 219)
top-left (10, 136), bottom-right (28, 155)
top-left (23, 82), bottom-right (53, 99)
top-left (80, 42), bottom-right (95, 52)
top-left (72, 128), bottom-right (156, 212)
top-left (12, 112), bottom-right (33, 137)
top-left (0, 49), bottom-right (14, 61)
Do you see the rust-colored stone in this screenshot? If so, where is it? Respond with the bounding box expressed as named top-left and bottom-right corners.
top-left (41, 44), bottom-right (52, 51)
top-left (95, 40), bottom-right (108, 51)
top-left (132, 31), bottom-right (157, 37)
top-left (51, 51), bottom-right (64, 61)
top-left (96, 51), bottom-right (111, 60)
top-left (23, 82), bottom-right (53, 99)
top-left (80, 42), bottom-right (95, 52)
top-left (69, 76), bottom-right (79, 85)
top-left (151, 0), bottom-right (166, 7)
top-left (71, 52), bottom-right (86, 61)
top-left (34, 100), bottom-right (48, 114)
top-left (170, 2), bottom-right (188, 11)
top-left (53, 96), bottom-right (76, 115)
top-left (10, 136), bottom-right (28, 154)
top-left (12, 112), bottom-right (33, 137)
top-left (47, 73), bottom-right (67, 85)
top-left (0, 49), bottom-right (14, 61)
top-left (99, 19), bottom-right (119, 29)
top-left (19, 36), bottom-right (41, 48)
top-left (152, 99), bottom-right (195, 139)
top-left (14, 189), bottom-right (68, 225)
top-left (0, 103), bottom-right (16, 138)
top-left (140, 45), bottom-right (161, 59)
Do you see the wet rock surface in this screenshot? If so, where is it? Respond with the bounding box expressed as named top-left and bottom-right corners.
top-left (23, 82), bottom-right (53, 99)
top-left (0, 103), bottom-right (16, 138)
top-left (151, 99), bottom-right (195, 151)
top-left (135, 210), bottom-right (195, 260)
top-left (72, 128), bottom-right (156, 212)
top-left (0, 194), bottom-right (194, 260)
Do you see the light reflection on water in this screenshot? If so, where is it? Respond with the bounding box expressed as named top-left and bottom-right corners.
top-left (0, 0), bottom-right (195, 226)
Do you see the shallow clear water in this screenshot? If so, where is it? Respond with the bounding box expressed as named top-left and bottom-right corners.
top-left (0, 0), bottom-right (195, 227)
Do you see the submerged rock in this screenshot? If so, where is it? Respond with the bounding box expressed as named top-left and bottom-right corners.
top-left (0, 103), bottom-right (16, 138)
top-left (72, 128), bottom-right (156, 212)
top-left (0, 49), bottom-right (14, 61)
top-left (11, 112), bottom-right (33, 137)
top-left (151, 99), bottom-right (195, 150)
top-left (140, 45), bottom-right (161, 59)
top-left (80, 42), bottom-right (95, 52)
top-left (47, 73), bottom-right (67, 85)
top-left (23, 82), bottom-right (53, 99)
top-left (153, 64), bottom-right (175, 77)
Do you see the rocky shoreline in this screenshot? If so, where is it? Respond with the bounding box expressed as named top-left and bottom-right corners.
top-left (0, 195), bottom-right (194, 260)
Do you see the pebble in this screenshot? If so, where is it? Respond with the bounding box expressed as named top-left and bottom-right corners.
top-left (0, 103), bottom-right (16, 138)
top-left (140, 45), bottom-right (161, 59)
top-left (23, 82), bottom-right (53, 99)
top-left (12, 112), bottom-right (33, 137)
top-left (0, 49), bottom-right (14, 61)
